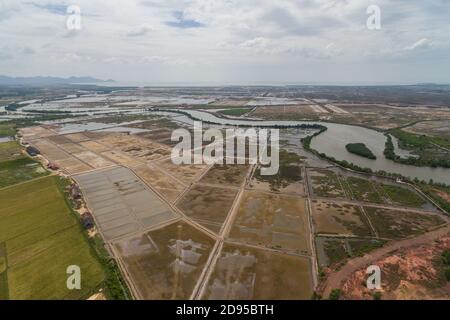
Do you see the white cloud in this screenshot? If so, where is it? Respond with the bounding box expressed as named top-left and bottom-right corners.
top-left (0, 0), bottom-right (449, 83)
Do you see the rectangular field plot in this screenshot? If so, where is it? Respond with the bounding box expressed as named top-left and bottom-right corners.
top-left (345, 176), bottom-right (383, 204)
top-left (114, 221), bottom-right (215, 299)
top-left (0, 141), bottom-right (23, 162)
top-left (311, 201), bottom-right (373, 237)
top-left (315, 237), bottom-right (386, 267)
top-left (229, 191), bottom-right (311, 254)
top-left (364, 207), bottom-right (447, 240)
top-left (0, 158), bottom-right (48, 188)
top-left (203, 244), bottom-right (313, 300)
top-left (177, 185), bottom-right (238, 233)
top-left (72, 151), bottom-right (113, 169)
top-left (250, 150), bottom-right (305, 195)
top-left (375, 184), bottom-right (427, 208)
top-left (0, 177), bottom-right (104, 299)
top-left (31, 139), bottom-right (72, 161)
top-left (308, 169), bottom-right (348, 199)
top-left (75, 167), bottom-right (179, 241)
top-left (134, 164), bottom-right (184, 203)
top-left (199, 164), bottom-right (249, 187)
top-left (158, 159), bottom-right (207, 184)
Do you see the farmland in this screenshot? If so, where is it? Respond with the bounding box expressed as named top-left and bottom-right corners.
top-left (0, 176), bottom-right (104, 299)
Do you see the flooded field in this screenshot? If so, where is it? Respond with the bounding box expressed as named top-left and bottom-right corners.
top-left (114, 221), bottom-right (215, 300)
top-left (311, 201), bottom-right (373, 237)
top-left (203, 244), bottom-right (313, 300)
top-left (75, 167), bottom-right (179, 241)
top-left (177, 185), bottom-right (238, 233)
top-left (229, 191), bottom-right (310, 254)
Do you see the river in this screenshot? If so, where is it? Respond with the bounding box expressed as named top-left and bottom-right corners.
top-left (156, 109), bottom-right (450, 185)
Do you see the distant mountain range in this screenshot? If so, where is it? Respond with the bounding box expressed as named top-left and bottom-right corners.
top-left (0, 75), bottom-right (114, 86)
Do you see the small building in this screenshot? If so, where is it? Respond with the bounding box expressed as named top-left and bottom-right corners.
top-left (26, 146), bottom-right (40, 157)
top-left (70, 185), bottom-right (82, 200)
top-left (47, 162), bottom-right (60, 170)
top-left (81, 212), bottom-right (95, 229)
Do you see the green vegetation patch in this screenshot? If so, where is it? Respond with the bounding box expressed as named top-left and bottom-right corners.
top-left (0, 176), bottom-right (105, 299)
top-left (309, 169), bottom-right (347, 198)
top-left (379, 184), bottom-right (426, 208)
top-left (345, 176), bottom-right (383, 203)
top-left (0, 141), bottom-right (23, 162)
top-left (253, 149), bottom-right (302, 192)
top-left (0, 157), bottom-right (48, 188)
top-left (218, 108), bottom-right (252, 117)
top-left (0, 124), bottom-right (15, 138)
top-left (364, 207), bottom-right (445, 240)
top-left (317, 237), bottom-right (386, 267)
top-left (345, 143), bottom-right (376, 160)
top-left (385, 129), bottom-right (450, 168)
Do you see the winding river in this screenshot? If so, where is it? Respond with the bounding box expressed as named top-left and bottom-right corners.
top-left (158, 109), bottom-right (450, 185)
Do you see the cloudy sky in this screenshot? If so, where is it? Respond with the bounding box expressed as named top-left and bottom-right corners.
top-left (1, 0), bottom-right (450, 84)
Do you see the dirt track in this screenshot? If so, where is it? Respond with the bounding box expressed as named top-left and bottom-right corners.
top-left (321, 223), bottom-right (450, 298)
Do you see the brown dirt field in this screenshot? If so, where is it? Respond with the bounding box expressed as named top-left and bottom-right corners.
top-left (20, 126), bottom-right (55, 140)
top-left (58, 142), bottom-right (86, 154)
top-left (158, 159), bottom-right (207, 184)
top-left (340, 234), bottom-right (450, 300)
top-left (229, 191), bottom-right (311, 254)
top-left (72, 151), bottom-right (114, 169)
top-left (64, 133), bottom-right (91, 143)
top-left (311, 201), bottom-right (373, 237)
top-left (203, 243), bottom-right (313, 300)
top-left (31, 140), bottom-right (72, 161)
top-left (199, 164), bottom-right (249, 187)
top-left (134, 164), bottom-right (184, 203)
top-left (114, 221), bottom-right (215, 300)
top-left (177, 184), bottom-right (238, 233)
top-left (101, 150), bottom-right (144, 168)
top-left (434, 189), bottom-right (450, 202)
top-left (56, 157), bottom-right (92, 174)
top-left (79, 140), bottom-right (110, 153)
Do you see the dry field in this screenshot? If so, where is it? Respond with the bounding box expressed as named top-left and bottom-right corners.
top-left (229, 191), bottom-right (311, 254)
top-left (134, 163), bottom-right (185, 203)
top-left (177, 185), bottom-right (238, 233)
top-left (364, 207), bottom-right (447, 240)
top-left (199, 164), bottom-right (249, 187)
top-left (308, 169), bottom-right (348, 199)
top-left (311, 200), bottom-right (373, 237)
top-left (114, 221), bottom-right (215, 300)
top-left (203, 244), bottom-right (313, 300)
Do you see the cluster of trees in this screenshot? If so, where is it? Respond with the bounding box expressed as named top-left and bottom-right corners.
top-left (345, 143), bottom-right (377, 160)
top-left (385, 131), bottom-right (450, 168)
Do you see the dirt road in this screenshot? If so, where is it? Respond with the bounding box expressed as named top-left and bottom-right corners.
top-left (321, 223), bottom-right (450, 298)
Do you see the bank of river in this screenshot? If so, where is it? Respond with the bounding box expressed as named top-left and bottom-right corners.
top-left (156, 109), bottom-right (450, 185)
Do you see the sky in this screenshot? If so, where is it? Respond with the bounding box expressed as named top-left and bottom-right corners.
top-left (0, 0), bottom-right (450, 85)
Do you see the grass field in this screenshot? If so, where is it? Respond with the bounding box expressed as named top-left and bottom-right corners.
top-left (0, 176), bottom-right (105, 299)
top-left (0, 141), bottom-right (23, 162)
top-left (378, 184), bottom-right (426, 208)
top-left (218, 108), bottom-right (252, 117)
top-left (0, 158), bottom-right (48, 188)
top-left (0, 124), bottom-right (15, 138)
